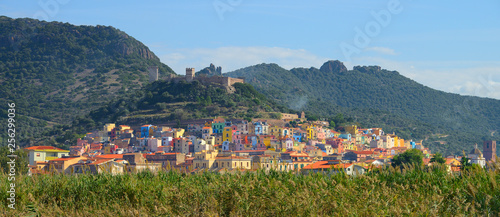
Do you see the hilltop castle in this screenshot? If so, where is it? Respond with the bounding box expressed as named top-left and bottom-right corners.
top-left (152, 67), bottom-right (244, 92)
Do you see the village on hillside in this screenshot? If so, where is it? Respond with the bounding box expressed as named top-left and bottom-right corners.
top-left (25, 112), bottom-right (498, 175)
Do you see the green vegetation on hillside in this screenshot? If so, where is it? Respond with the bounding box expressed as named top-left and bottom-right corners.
top-left (225, 61), bottom-right (500, 155)
top-left (48, 80), bottom-right (294, 148)
top-left (0, 16), bottom-right (175, 146)
top-left (1, 165), bottom-right (499, 216)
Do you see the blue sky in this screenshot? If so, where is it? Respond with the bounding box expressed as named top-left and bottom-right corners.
top-left (2, 0), bottom-right (500, 99)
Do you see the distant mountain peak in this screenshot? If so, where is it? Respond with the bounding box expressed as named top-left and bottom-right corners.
top-left (319, 60), bottom-right (347, 74)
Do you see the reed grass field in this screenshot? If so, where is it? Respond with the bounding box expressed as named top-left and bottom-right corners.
top-left (1, 164), bottom-right (500, 216)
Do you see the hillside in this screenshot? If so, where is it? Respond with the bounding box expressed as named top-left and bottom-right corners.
top-left (0, 16), bottom-right (175, 145)
top-left (225, 60), bottom-right (500, 155)
top-left (52, 80), bottom-right (294, 147)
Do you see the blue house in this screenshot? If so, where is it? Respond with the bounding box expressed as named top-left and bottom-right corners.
top-left (293, 133), bottom-right (302, 142)
top-left (141, 125), bottom-right (153, 138)
top-left (339, 133), bottom-right (352, 141)
top-left (254, 122), bottom-right (263, 135)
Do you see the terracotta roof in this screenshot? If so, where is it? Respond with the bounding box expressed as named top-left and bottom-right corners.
top-left (351, 151), bottom-right (374, 155)
top-left (302, 161), bottom-right (330, 169)
top-left (95, 154), bottom-right (124, 159)
top-left (49, 156), bottom-right (82, 162)
top-left (216, 156), bottom-right (251, 160)
top-left (24, 146), bottom-right (67, 151)
top-left (233, 150), bottom-right (265, 153)
top-left (88, 159), bottom-right (113, 165)
top-left (445, 158), bottom-right (461, 166)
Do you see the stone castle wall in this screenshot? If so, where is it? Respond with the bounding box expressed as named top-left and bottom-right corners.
top-left (163, 74), bottom-right (244, 88)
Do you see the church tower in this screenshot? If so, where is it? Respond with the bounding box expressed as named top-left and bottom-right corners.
top-left (484, 140), bottom-right (497, 162)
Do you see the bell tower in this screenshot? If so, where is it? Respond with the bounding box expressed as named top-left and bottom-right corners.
top-left (483, 140), bottom-right (497, 162)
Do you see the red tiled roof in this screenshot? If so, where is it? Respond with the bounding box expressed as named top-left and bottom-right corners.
top-left (95, 154), bottom-right (124, 159)
top-left (49, 156), bottom-right (83, 162)
top-left (233, 150), bottom-right (265, 153)
top-left (216, 156), bottom-right (251, 160)
top-left (24, 146), bottom-right (66, 151)
top-left (352, 151), bottom-right (374, 155)
top-left (88, 159), bottom-right (113, 165)
top-left (302, 161), bottom-right (330, 169)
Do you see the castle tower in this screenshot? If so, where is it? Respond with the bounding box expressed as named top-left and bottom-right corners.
top-left (484, 140), bottom-right (497, 162)
top-left (148, 66), bottom-right (158, 82)
top-left (186, 68), bottom-right (195, 82)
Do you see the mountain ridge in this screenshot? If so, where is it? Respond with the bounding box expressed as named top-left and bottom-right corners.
top-left (225, 60), bottom-right (500, 155)
top-left (0, 16), bottom-right (175, 145)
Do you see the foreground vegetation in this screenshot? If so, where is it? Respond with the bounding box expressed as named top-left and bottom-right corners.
top-left (1, 163), bottom-right (499, 216)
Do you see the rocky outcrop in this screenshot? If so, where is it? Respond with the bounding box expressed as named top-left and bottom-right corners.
top-left (196, 63), bottom-right (223, 77)
top-left (319, 60), bottom-right (348, 74)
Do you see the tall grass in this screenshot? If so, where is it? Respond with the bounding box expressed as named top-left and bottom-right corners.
top-left (1, 164), bottom-right (499, 216)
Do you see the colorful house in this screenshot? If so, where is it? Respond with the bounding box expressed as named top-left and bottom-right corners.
top-left (211, 117), bottom-right (226, 133)
top-left (222, 127), bottom-right (233, 142)
top-left (140, 125), bottom-right (154, 138)
top-left (25, 146), bottom-right (70, 166)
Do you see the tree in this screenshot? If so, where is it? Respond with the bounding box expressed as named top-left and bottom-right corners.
top-left (270, 113), bottom-right (282, 120)
top-left (391, 149), bottom-right (424, 168)
top-left (329, 121), bottom-right (336, 129)
top-left (460, 151), bottom-right (472, 171)
top-left (430, 152), bottom-right (446, 164)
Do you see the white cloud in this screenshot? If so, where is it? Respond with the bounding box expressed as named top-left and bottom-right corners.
top-left (157, 46), bottom-right (329, 75)
top-left (365, 47), bottom-right (397, 55)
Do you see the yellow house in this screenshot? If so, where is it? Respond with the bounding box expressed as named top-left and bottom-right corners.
top-left (204, 121), bottom-right (212, 128)
top-left (193, 150), bottom-right (218, 169)
top-left (215, 155), bottom-right (252, 170)
top-left (103, 123), bottom-right (116, 132)
top-left (344, 143), bottom-right (357, 151)
top-left (269, 126), bottom-right (283, 138)
top-left (46, 156), bottom-right (87, 174)
top-left (345, 125), bottom-right (358, 136)
top-left (173, 128), bottom-right (185, 138)
top-left (118, 125), bottom-right (131, 131)
top-left (305, 125), bottom-right (316, 140)
top-left (263, 136), bottom-right (272, 147)
top-left (222, 127), bottom-right (233, 142)
top-left (25, 146), bottom-right (70, 166)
